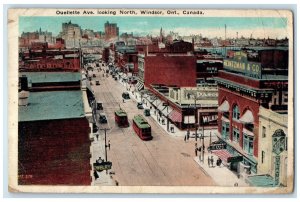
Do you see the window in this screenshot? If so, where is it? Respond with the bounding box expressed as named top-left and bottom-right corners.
top-left (261, 151), bottom-right (265, 164)
top-left (233, 105), bottom-right (240, 120)
top-left (262, 126), bottom-right (266, 138)
top-left (222, 121), bottom-right (229, 140)
top-left (243, 134), bottom-right (254, 155)
top-left (233, 127), bottom-right (240, 142)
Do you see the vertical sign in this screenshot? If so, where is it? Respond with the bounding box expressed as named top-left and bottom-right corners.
top-left (274, 155), bottom-right (280, 186)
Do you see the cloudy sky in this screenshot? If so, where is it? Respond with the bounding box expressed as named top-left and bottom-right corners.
top-left (19, 16), bottom-right (288, 39)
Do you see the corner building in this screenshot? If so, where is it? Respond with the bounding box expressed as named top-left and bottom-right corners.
top-left (214, 49), bottom-right (288, 178)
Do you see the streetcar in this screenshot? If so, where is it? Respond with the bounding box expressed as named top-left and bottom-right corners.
top-left (114, 108), bottom-right (129, 128)
top-left (132, 115), bottom-right (152, 141)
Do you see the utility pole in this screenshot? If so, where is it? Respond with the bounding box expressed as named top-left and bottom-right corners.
top-left (99, 128), bottom-right (110, 162)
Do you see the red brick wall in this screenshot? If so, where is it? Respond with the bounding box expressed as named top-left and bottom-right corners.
top-left (18, 118), bottom-right (91, 185)
top-left (218, 71), bottom-right (261, 89)
top-left (218, 87), bottom-right (260, 157)
top-left (144, 55), bottom-right (196, 87)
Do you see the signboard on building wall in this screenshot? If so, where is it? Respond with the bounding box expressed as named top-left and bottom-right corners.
top-left (223, 51), bottom-right (262, 79)
top-left (199, 112), bottom-right (218, 126)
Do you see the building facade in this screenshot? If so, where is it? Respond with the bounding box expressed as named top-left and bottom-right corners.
top-left (214, 50), bottom-right (288, 178)
top-left (105, 21), bottom-right (119, 41)
top-left (258, 107), bottom-right (288, 186)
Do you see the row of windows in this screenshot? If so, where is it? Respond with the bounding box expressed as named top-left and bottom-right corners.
top-left (222, 121), bottom-right (254, 155)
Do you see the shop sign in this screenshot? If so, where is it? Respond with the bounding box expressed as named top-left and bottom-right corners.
top-left (208, 144), bottom-right (226, 151)
top-left (274, 155), bottom-right (280, 186)
top-left (272, 129), bottom-right (286, 155)
top-left (227, 156), bottom-right (243, 163)
top-left (223, 51), bottom-right (262, 79)
top-left (93, 161), bottom-right (112, 172)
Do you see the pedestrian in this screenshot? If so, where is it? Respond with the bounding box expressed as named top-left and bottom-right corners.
top-left (195, 143), bottom-right (198, 156)
top-left (158, 117), bottom-right (160, 123)
top-left (187, 133), bottom-right (190, 141)
top-left (96, 134), bottom-right (99, 141)
top-left (208, 156), bottom-right (211, 167)
top-left (211, 156), bottom-right (214, 167)
top-left (171, 126), bottom-right (174, 133)
top-left (203, 145), bottom-right (205, 153)
top-left (150, 106), bottom-right (152, 110)
top-left (123, 98), bottom-right (125, 103)
top-left (184, 135), bottom-right (187, 142)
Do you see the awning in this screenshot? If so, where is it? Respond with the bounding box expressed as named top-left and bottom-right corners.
top-left (239, 110), bottom-right (254, 124)
top-left (137, 83), bottom-right (144, 91)
top-left (218, 100), bottom-right (229, 112)
top-left (169, 110), bottom-right (182, 123)
top-left (211, 149), bottom-right (233, 163)
top-left (153, 99), bottom-right (162, 108)
top-left (162, 106), bottom-right (173, 117)
top-left (243, 128), bottom-right (255, 137)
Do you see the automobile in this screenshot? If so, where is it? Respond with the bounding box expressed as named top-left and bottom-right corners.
top-left (99, 113), bottom-right (108, 124)
top-left (137, 102), bottom-right (144, 109)
top-left (114, 77), bottom-right (118, 81)
top-left (95, 81), bottom-right (100, 85)
top-left (122, 92), bottom-right (130, 99)
top-left (96, 100), bottom-right (103, 110)
top-left (93, 74), bottom-right (96, 78)
top-left (144, 109), bottom-right (150, 116)
top-left (92, 123), bottom-right (98, 133)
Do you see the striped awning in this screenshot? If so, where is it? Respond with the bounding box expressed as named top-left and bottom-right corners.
top-left (135, 81), bottom-right (144, 91)
top-left (169, 110), bottom-right (182, 123)
top-left (211, 149), bottom-right (233, 163)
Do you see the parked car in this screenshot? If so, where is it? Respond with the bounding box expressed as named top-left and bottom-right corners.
top-left (137, 102), bottom-right (144, 109)
top-left (122, 92), bottom-right (130, 99)
top-left (144, 109), bottom-right (150, 116)
top-left (99, 113), bottom-right (108, 124)
top-left (95, 81), bottom-right (100, 85)
top-left (96, 100), bottom-right (103, 110)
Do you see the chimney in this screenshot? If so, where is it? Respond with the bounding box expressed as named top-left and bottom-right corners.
top-left (19, 90), bottom-right (30, 106)
top-left (19, 75), bottom-right (28, 91)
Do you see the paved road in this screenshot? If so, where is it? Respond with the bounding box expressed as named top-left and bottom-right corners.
top-left (91, 68), bottom-right (215, 186)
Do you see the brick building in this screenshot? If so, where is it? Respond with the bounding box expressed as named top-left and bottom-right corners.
top-left (214, 49), bottom-right (288, 178)
top-left (18, 73), bottom-right (93, 185)
top-left (20, 48), bottom-right (80, 72)
top-left (104, 21), bottom-right (119, 40)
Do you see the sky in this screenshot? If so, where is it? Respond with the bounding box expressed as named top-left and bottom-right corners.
top-left (19, 16), bottom-right (288, 39)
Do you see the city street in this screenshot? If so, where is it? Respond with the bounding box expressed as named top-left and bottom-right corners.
top-left (90, 67), bottom-right (215, 186)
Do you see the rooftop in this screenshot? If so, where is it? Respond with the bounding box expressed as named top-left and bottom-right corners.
top-left (133, 115), bottom-right (150, 129)
top-left (20, 72), bottom-right (81, 84)
top-left (115, 109), bottom-right (128, 117)
top-left (19, 90), bottom-right (85, 122)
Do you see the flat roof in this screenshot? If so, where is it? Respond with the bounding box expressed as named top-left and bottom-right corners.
top-left (20, 72), bottom-right (81, 83)
top-left (19, 90), bottom-right (85, 122)
top-left (133, 115), bottom-right (150, 129)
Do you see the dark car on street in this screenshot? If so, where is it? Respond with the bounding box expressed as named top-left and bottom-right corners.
top-left (95, 81), bottom-right (100, 85)
top-left (122, 92), bottom-right (130, 99)
top-left (99, 113), bottom-right (108, 124)
top-left (92, 123), bottom-right (98, 133)
top-left (137, 102), bottom-right (144, 109)
top-left (144, 109), bottom-right (150, 116)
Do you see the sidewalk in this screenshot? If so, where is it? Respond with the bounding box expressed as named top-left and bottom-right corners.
top-left (193, 152), bottom-right (249, 187)
top-left (90, 133), bottom-right (117, 186)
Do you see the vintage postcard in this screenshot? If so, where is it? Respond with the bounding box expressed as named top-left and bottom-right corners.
top-left (8, 8), bottom-right (294, 194)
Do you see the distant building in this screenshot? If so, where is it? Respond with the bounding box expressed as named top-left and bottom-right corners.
top-left (20, 48), bottom-right (81, 72)
top-left (60, 21), bottom-right (82, 48)
top-left (105, 21), bottom-right (119, 40)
